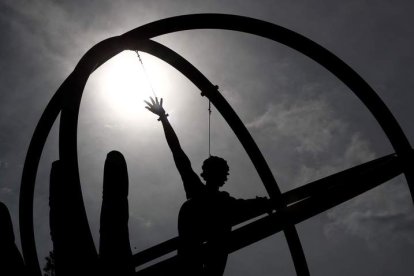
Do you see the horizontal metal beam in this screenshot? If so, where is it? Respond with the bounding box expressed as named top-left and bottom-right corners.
top-left (134, 153), bottom-right (404, 274)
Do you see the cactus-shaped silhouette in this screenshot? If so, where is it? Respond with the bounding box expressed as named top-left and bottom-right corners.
top-left (49, 160), bottom-right (98, 276)
top-left (48, 151), bottom-right (134, 276)
top-left (0, 155), bottom-right (135, 276)
top-left (0, 202), bottom-right (25, 276)
top-left (99, 151), bottom-right (134, 276)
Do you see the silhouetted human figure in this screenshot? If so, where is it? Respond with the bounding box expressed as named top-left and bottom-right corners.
top-left (146, 97), bottom-right (273, 276)
top-left (99, 151), bottom-right (134, 276)
top-left (0, 202), bottom-right (25, 276)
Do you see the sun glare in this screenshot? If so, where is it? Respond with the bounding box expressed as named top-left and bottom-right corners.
top-left (94, 51), bottom-right (160, 119)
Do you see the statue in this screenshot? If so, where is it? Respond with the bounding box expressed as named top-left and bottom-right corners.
top-left (146, 97), bottom-right (272, 275)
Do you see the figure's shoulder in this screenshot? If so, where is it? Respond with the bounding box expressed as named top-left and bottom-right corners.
top-left (218, 190), bottom-right (236, 200)
top-left (219, 190), bottom-right (230, 197)
top-left (185, 179), bottom-right (205, 199)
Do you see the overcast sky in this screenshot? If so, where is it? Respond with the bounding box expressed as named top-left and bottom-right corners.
top-left (1, 0), bottom-right (413, 275)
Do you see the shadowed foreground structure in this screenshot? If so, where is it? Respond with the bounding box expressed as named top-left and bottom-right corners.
top-left (49, 152), bottom-right (134, 276)
top-left (0, 202), bottom-right (25, 276)
top-left (99, 151), bottom-right (134, 276)
top-left (1, 13), bottom-right (409, 276)
top-left (146, 97), bottom-right (274, 275)
top-left (49, 160), bottom-right (97, 276)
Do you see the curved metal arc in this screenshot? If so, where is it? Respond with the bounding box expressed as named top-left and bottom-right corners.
top-left (129, 40), bottom-right (310, 276)
top-left (60, 37), bottom-right (310, 275)
top-left (19, 73), bottom-right (100, 275)
top-left (119, 13), bottom-right (413, 197)
top-left (63, 13), bottom-right (414, 274)
top-left (133, 40), bottom-right (281, 197)
top-left (19, 37), bottom-right (309, 275)
top-left (68, 13), bottom-right (414, 204)
top-left (73, 13), bottom-right (413, 200)
top-left (135, 152), bottom-right (404, 274)
top-left (19, 87), bottom-right (63, 276)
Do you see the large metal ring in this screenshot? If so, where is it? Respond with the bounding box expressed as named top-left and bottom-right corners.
top-left (20, 14), bottom-right (413, 276)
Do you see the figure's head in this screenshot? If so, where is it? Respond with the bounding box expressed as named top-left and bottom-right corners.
top-left (200, 155), bottom-right (229, 188)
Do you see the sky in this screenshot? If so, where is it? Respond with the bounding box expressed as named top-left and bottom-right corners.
top-left (0, 0), bottom-right (413, 275)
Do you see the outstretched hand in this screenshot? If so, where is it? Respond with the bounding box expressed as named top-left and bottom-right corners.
top-left (145, 97), bottom-right (168, 119)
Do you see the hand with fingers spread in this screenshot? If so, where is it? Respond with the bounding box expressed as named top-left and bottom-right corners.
top-left (145, 97), bottom-right (168, 120)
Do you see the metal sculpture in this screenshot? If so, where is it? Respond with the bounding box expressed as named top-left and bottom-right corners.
top-left (17, 14), bottom-right (413, 276)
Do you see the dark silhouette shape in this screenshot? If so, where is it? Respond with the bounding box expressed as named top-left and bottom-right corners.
top-left (43, 251), bottom-right (55, 276)
top-left (99, 151), bottom-right (134, 276)
top-left (49, 160), bottom-right (98, 276)
top-left (133, 152), bottom-right (405, 276)
top-left (0, 201), bottom-right (25, 276)
top-left (18, 14), bottom-right (414, 276)
top-left (146, 97), bottom-right (272, 275)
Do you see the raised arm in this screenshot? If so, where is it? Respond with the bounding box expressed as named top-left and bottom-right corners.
top-left (145, 97), bottom-right (203, 198)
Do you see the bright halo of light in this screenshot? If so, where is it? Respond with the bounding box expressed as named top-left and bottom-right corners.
top-left (94, 50), bottom-right (159, 119)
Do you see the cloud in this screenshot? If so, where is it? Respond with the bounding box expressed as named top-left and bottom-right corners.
top-left (245, 92), bottom-right (371, 188)
top-left (294, 133), bottom-right (377, 186)
top-left (0, 160), bottom-right (9, 169)
top-left (246, 88), bottom-right (413, 249)
top-left (1, 187), bottom-right (13, 194)
top-left (325, 177), bottom-right (414, 248)
top-left (247, 96), bottom-right (347, 154)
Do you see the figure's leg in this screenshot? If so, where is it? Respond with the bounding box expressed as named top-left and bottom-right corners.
top-left (178, 237), bottom-right (204, 276)
top-left (178, 200), bottom-right (206, 275)
top-left (203, 240), bottom-right (228, 276)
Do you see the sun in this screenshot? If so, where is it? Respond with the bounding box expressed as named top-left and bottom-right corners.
top-left (93, 50), bottom-right (160, 119)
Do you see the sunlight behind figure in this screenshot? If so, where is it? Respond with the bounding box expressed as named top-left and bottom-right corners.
top-left (93, 51), bottom-right (166, 120)
top-left (86, 49), bottom-right (194, 128)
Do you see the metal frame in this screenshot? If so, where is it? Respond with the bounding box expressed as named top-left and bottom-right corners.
top-left (19, 14), bottom-right (413, 276)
